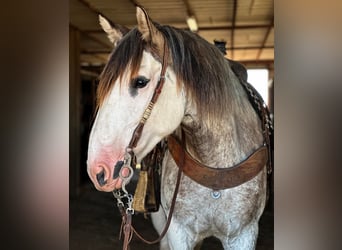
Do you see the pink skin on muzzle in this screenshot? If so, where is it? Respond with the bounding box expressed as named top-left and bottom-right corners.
top-left (87, 149), bottom-right (131, 192)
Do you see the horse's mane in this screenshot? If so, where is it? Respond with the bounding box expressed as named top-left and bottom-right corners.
top-left (97, 23), bottom-right (236, 123)
top-left (97, 28), bottom-right (144, 109)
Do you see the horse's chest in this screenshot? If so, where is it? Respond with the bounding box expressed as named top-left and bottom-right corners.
top-left (160, 152), bottom-right (266, 235)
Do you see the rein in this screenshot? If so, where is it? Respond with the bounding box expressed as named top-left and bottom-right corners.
top-left (119, 169), bottom-right (181, 247)
top-left (113, 43), bottom-right (183, 249)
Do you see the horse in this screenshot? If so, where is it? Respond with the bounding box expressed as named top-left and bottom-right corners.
top-left (87, 6), bottom-right (270, 250)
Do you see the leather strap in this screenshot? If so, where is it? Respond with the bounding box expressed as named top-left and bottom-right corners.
top-left (167, 134), bottom-right (268, 190)
top-left (127, 44), bottom-right (169, 150)
top-left (119, 168), bottom-right (182, 245)
top-left (122, 212), bottom-right (133, 250)
top-left (119, 42), bottom-right (181, 247)
top-left (131, 168), bottom-right (182, 244)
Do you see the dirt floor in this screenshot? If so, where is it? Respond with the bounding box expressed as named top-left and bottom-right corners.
top-left (70, 183), bottom-right (273, 250)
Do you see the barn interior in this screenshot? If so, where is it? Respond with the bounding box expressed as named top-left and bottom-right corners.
top-left (70, 0), bottom-right (274, 249)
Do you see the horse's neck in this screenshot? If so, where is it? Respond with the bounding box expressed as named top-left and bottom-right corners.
top-left (181, 75), bottom-right (264, 168)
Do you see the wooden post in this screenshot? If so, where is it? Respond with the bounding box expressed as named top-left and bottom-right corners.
top-left (268, 65), bottom-right (274, 116)
top-left (69, 26), bottom-right (81, 198)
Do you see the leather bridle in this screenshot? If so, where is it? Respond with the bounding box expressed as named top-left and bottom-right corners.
top-left (113, 42), bottom-right (171, 192)
top-left (127, 47), bottom-right (169, 151)
top-left (114, 42), bottom-right (183, 249)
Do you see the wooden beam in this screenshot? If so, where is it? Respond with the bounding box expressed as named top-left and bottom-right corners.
top-left (237, 59), bottom-right (274, 68)
top-left (80, 45), bottom-right (274, 55)
top-left (82, 24), bottom-right (272, 33)
top-left (78, 0), bottom-right (103, 18)
top-left (227, 45), bottom-right (274, 50)
top-left (256, 19), bottom-right (274, 60)
top-left (249, 0), bottom-right (256, 15)
top-left (183, 0), bottom-right (194, 16)
top-left (77, 0), bottom-right (124, 30)
top-left (129, 0), bottom-right (139, 6)
top-left (200, 24), bottom-right (271, 31)
top-left (70, 24), bottom-right (112, 49)
top-left (230, 0), bottom-right (238, 59)
top-left (80, 69), bottom-right (100, 77)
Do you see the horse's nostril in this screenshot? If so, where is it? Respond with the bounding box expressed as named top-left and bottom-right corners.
top-left (96, 170), bottom-right (107, 186)
top-left (113, 161), bottom-right (124, 179)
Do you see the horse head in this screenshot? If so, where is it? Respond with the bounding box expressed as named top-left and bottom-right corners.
top-left (87, 6), bottom-right (186, 191)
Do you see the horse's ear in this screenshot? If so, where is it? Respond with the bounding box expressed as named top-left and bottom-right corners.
top-left (136, 6), bottom-right (164, 51)
top-left (99, 15), bottom-right (129, 46)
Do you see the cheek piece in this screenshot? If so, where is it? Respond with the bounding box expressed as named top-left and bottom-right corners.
top-left (113, 42), bottom-right (169, 212)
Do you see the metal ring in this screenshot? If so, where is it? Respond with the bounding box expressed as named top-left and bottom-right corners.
top-left (126, 208), bottom-right (134, 215)
top-left (119, 165), bottom-right (134, 181)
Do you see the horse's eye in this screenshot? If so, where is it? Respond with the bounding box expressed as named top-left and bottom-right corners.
top-left (131, 76), bottom-right (150, 89)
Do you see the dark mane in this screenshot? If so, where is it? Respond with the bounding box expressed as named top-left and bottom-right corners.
top-left (98, 24), bottom-right (235, 123)
top-left (159, 25), bottom-right (233, 122)
top-left (97, 29), bottom-right (144, 108)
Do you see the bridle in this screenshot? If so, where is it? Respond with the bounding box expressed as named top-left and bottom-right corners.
top-left (112, 41), bottom-right (182, 250)
top-left (115, 42), bottom-right (170, 191)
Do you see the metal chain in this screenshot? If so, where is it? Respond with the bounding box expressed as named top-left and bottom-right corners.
top-left (112, 149), bottom-right (136, 215)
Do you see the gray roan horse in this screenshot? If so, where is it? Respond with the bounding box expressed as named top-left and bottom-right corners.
top-left (87, 6), bottom-right (272, 250)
